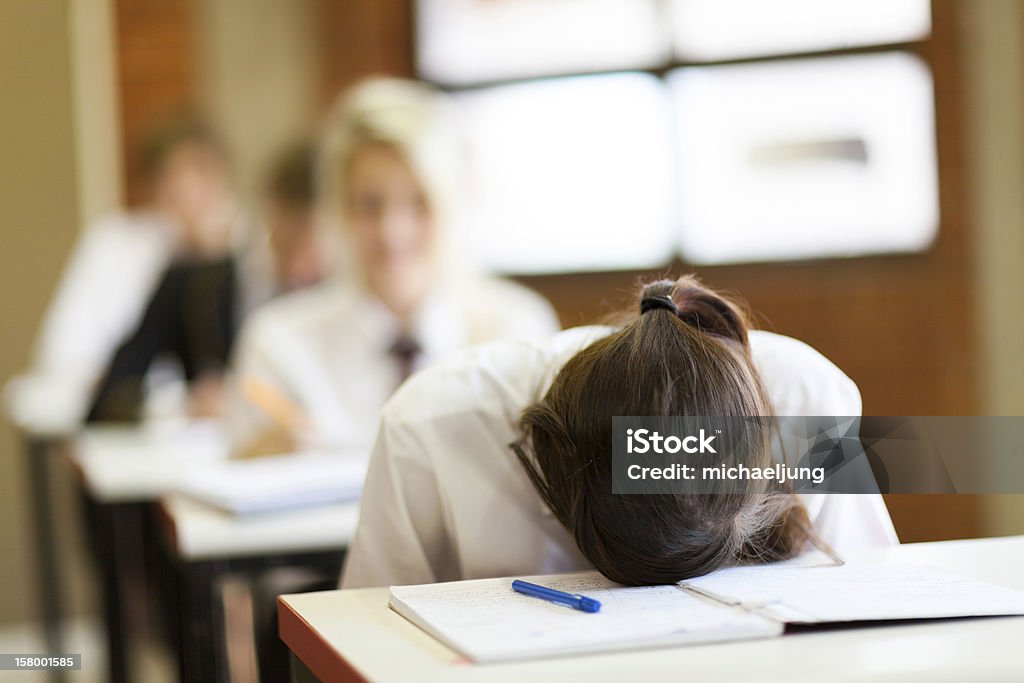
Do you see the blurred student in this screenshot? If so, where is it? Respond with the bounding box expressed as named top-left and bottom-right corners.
top-left (9, 117), bottom-right (243, 427)
top-left (237, 141), bottom-right (329, 316)
top-left (342, 275), bottom-right (898, 588)
top-left (229, 78), bottom-right (559, 456)
top-left (12, 124), bottom-right (330, 426)
top-left (87, 138), bottom-right (334, 422)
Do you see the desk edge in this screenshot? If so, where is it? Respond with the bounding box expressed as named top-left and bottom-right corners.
top-left (279, 594), bottom-right (368, 683)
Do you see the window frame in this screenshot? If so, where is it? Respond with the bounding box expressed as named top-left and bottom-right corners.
top-left (412, 0), bottom-right (942, 275)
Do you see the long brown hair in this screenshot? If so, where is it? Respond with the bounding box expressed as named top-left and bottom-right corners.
top-left (515, 276), bottom-right (811, 586)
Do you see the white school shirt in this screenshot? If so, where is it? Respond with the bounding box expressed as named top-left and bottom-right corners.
top-left (227, 277), bottom-right (560, 452)
top-left (341, 326), bottom-right (899, 589)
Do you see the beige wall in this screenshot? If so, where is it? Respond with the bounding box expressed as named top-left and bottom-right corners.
top-left (963, 0), bottom-right (1024, 536)
top-left (0, 0), bottom-right (83, 623)
top-left (70, 0), bottom-right (122, 224)
top-left (195, 0), bottom-right (319, 200)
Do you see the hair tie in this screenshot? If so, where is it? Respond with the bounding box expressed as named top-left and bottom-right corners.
top-left (640, 295), bottom-right (678, 316)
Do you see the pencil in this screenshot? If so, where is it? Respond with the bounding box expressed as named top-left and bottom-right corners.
top-left (240, 375), bottom-right (308, 433)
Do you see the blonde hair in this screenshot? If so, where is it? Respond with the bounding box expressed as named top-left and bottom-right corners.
top-left (317, 77), bottom-right (467, 282)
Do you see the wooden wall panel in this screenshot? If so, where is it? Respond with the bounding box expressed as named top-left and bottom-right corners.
top-left (317, 0), bottom-right (414, 108)
top-left (113, 0), bottom-right (197, 205)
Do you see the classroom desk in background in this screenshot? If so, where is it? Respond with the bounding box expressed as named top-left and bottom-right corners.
top-left (4, 385), bottom-right (125, 683)
top-left (72, 422), bottom-right (228, 500)
top-left (155, 493), bottom-right (356, 679)
top-left (157, 493), bottom-right (358, 682)
top-left (279, 535), bottom-right (1024, 683)
top-left (5, 376), bottom-right (95, 683)
top-left (16, 429), bottom-right (75, 683)
top-left (69, 424), bottom-right (228, 683)
top-left (70, 426), bottom-right (359, 683)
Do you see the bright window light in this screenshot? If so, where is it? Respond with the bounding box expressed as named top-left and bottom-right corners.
top-left (669, 52), bottom-right (939, 265)
top-left (416, 0), bottom-right (667, 86)
top-left (669, 0), bottom-right (931, 60)
top-left (457, 73), bottom-right (675, 274)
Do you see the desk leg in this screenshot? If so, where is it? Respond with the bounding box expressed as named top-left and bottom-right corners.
top-left (289, 653), bottom-right (319, 683)
top-left (90, 500), bottom-right (142, 683)
top-left (175, 553), bottom-right (344, 683)
top-left (146, 508), bottom-right (182, 659)
top-left (25, 437), bottom-right (65, 683)
top-left (180, 559), bottom-right (228, 683)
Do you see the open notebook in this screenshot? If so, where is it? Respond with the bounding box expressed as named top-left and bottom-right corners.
top-left (388, 556), bottom-right (1024, 662)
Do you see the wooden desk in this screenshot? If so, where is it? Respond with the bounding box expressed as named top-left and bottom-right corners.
top-left (70, 425), bottom-right (363, 682)
top-left (69, 423), bottom-right (228, 683)
top-left (158, 495), bottom-right (359, 682)
top-left (279, 535), bottom-right (1024, 683)
top-left (72, 422), bottom-right (227, 502)
top-left (160, 495), bottom-right (359, 561)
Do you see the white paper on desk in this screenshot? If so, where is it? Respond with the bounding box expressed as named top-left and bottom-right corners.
top-left (682, 559), bottom-right (1024, 624)
top-left (177, 452), bottom-right (369, 515)
top-left (75, 422), bottom-right (231, 500)
top-left (389, 571), bottom-right (780, 662)
top-left (78, 420), bottom-right (228, 461)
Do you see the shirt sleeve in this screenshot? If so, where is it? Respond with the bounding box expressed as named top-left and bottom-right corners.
top-left (750, 331), bottom-right (863, 417)
top-left (513, 289), bottom-right (561, 340)
top-left (340, 409), bottom-right (453, 588)
top-left (750, 331), bottom-right (899, 552)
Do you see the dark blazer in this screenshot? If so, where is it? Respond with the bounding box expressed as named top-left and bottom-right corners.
top-left (86, 256), bottom-right (237, 422)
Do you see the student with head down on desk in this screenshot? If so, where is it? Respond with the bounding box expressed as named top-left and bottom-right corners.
top-left (342, 275), bottom-right (897, 590)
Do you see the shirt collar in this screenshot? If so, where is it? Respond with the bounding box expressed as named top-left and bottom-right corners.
top-left (349, 286), bottom-right (470, 364)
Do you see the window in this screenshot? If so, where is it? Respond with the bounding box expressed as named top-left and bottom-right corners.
top-left (671, 52), bottom-right (938, 264)
top-left (458, 73), bottom-right (675, 273)
top-left (416, 0), bottom-right (666, 86)
top-left (418, 0), bottom-right (939, 273)
top-left (668, 0), bottom-right (931, 60)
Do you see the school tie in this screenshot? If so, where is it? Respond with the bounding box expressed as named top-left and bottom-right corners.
top-left (388, 333), bottom-right (422, 387)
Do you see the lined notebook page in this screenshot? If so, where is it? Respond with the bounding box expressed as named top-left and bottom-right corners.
top-left (389, 571), bottom-right (780, 662)
top-left (682, 561), bottom-right (1024, 624)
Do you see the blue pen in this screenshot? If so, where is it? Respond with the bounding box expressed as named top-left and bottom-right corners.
top-left (511, 579), bottom-right (601, 613)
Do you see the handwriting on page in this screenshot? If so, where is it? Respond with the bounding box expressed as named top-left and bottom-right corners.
top-left (390, 571), bottom-right (778, 661)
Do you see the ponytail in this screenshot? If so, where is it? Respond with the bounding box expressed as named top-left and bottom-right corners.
top-left (516, 274), bottom-right (812, 585)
